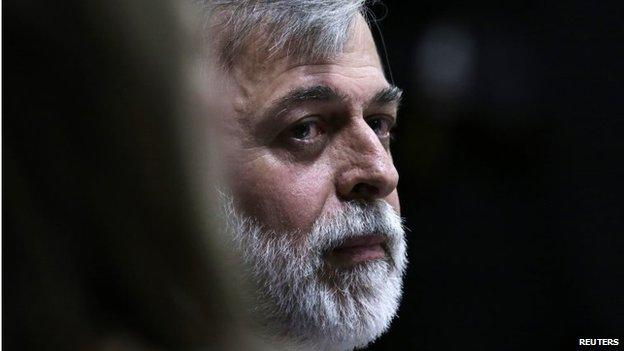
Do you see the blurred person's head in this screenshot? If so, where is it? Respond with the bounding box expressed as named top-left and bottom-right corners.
top-left (199, 1), bottom-right (407, 349)
top-left (6, 0), bottom-right (253, 350)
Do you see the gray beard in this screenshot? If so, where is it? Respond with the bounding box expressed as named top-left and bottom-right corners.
top-left (220, 196), bottom-right (407, 351)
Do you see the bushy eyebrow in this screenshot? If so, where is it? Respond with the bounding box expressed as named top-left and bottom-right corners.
top-left (266, 85), bottom-right (346, 119)
top-left (264, 84), bottom-right (403, 120)
top-left (370, 85), bottom-right (403, 107)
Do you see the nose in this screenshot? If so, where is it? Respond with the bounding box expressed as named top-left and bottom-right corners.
top-left (335, 120), bottom-right (399, 201)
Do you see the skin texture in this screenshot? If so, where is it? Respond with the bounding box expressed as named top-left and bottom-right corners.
top-left (206, 15), bottom-right (400, 241)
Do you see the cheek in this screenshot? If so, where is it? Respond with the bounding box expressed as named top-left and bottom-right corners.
top-left (386, 190), bottom-right (401, 215)
top-left (229, 155), bottom-right (333, 232)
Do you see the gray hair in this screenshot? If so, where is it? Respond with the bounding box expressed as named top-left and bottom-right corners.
top-left (220, 192), bottom-right (407, 349)
top-left (199, 0), bottom-right (373, 70)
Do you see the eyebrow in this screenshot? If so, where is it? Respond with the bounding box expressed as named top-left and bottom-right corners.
top-left (370, 85), bottom-right (403, 107)
top-left (265, 84), bottom-right (403, 120)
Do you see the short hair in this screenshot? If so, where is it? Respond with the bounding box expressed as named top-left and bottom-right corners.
top-left (200, 0), bottom-right (372, 70)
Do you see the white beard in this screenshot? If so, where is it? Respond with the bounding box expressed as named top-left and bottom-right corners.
top-left (220, 196), bottom-right (407, 351)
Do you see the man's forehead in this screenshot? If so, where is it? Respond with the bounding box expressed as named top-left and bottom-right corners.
top-left (233, 63), bottom-right (390, 121)
top-left (232, 56), bottom-right (385, 93)
top-left (207, 14), bottom-right (388, 118)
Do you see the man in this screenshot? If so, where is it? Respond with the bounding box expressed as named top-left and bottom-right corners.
top-left (200, 1), bottom-right (407, 349)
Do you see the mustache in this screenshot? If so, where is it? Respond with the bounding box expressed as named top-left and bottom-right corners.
top-left (307, 200), bottom-right (405, 254)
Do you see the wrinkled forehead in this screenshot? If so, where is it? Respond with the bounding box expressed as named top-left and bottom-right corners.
top-left (200, 12), bottom-right (387, 123)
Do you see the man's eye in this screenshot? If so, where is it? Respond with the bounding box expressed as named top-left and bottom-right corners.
top-left (289, 119), bottom-right (323, 140)
top-left (366, 116), bottom-right (393, 138)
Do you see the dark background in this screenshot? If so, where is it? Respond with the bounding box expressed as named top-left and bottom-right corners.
top-left (368, 1), bottom-right (623, 350)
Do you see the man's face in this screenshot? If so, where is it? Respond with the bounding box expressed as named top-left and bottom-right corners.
top-left (210, 16), bottom-right (400, 236)
top-left (205, 15), bottom-right (405, 349)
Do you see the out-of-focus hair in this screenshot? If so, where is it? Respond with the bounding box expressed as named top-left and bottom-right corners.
top-left (3, 0), bottom-right (249, 350)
